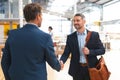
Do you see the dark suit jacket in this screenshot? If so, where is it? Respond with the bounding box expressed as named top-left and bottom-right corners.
top-left (60, 30), bottom-right (105, 77)
top-left (1, 24), bottom-right (61, 80)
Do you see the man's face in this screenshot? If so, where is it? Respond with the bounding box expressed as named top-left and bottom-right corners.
top-left (73, 16), bottom-right (85, 30)
top-left (48, 28), bottom-right (51, 32)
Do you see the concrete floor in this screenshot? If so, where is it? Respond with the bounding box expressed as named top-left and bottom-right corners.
top-left (47, 49), bottom-right (120, 80)
top-left (0, 39), bottom-right (120, 80)
top-left (47, 39), bottom-right (120, 80)
top-left (0, 60), bottom-right (4, 80)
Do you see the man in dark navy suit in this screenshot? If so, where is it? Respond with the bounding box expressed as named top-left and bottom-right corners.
top-left (60, 13), bottom-right (105, 80)
top-left (1, 3), bottom-right (61, 80)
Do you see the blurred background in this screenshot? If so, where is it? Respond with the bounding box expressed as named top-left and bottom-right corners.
top-left (0, 0), bottom-right (120, 80)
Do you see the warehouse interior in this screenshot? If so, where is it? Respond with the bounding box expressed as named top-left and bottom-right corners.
top-left (0, 0), bottom-right (120, 80)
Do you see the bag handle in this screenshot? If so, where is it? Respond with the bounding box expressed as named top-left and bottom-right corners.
top-left (85, 31), bottom-right (103, 66)
top-left (84, 31), bottom-right (92, 66)
top-left (85, 31), bottom-right (92, 46)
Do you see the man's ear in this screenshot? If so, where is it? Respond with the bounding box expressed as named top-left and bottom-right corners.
top-left (36, 14), bottom-right (40, 20)
top-left (84, 20), bottom-right (86, 24)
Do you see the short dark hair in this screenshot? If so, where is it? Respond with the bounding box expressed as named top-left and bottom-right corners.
top-left (23, 3), bottom-right (42, 22)
top-left (74, 13), bottom-right (85, 20)
top-left (49, 26), bottom-right (53, 30)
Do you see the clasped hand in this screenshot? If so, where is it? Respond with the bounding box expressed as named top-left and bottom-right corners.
top-left (59, 60), bottom-right (64, 70)
top-left (82, 47), bottom-right (90, 55)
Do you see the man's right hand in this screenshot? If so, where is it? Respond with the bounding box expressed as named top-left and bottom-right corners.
top-left (59, 60), bottom-right (64, 70)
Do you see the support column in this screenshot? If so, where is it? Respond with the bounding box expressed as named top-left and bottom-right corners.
top-left (19, 0), bottom-right (23, 27)
top-left (100, 6), bottom-right (103, 32)
top-left (8, 0), bottom-right (11, 18)
top-left (9, 21), bottom-right (12, 30)
top-left (74, 0), bottom-right (77, 15)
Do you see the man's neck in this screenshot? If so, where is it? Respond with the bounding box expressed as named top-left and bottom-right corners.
top-left (77, 27), bottom-right (85, 33)
top-left (27, 21), bottom-right (38, 27)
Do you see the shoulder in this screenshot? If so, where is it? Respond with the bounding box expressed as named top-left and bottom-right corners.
top-left (87, 29), bottom-right (98, 34)
top-left (66, 31), bottom-right (77, 40)
top-left (68, 31), bottom-right (77, 37)
top-left (6, 29), bottom-right (20, 41)
top-left (39, 30), bottom-right (51, 39)
top-left (8, 29), bottom-right (19, 35)
top-left (91, 31), bottom-right (99, 35)
top-left (41, 29), bottom-right (50, 36)
top-left (90, 31), bottom-right (100, 38)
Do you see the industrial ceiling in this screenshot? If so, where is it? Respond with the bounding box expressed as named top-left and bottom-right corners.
top-left (32, 0), bottom-right (115, 18)
top-left (0, 0), bottom-right (118, 19)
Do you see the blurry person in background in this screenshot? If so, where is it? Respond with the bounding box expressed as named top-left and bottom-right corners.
top-left (1, 3), bottom-right (61, 80)
top-left (60, 13), bottom-right (105, 80)
top-left (48, 26), bottom-right (53, 38)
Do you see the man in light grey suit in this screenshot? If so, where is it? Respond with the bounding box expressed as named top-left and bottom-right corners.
top-left (1, 3), bottom-right (61, 80)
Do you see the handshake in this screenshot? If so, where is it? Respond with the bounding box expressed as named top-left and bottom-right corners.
top-left (59, 60), bottom-right (64, 70)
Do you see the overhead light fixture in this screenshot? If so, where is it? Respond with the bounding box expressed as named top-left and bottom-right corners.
top-left (81, 0), bottom-right (85, 2)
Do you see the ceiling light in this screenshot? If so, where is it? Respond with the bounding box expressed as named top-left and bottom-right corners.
top-left (81, 0), bottom-right (85, 2)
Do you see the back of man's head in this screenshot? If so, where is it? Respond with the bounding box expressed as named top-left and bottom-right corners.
top-left (23, 3), bottom-right (42, 22)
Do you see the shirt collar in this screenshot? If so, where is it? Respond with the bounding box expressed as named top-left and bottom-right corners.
top-left (77, 29), bottom-right (87, 35)
top-left (26, 23), bottom-right (38, 27)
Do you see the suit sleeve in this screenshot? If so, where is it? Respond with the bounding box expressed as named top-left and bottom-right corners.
top-left (45, 36), bottom-right (61, 71)
top-left (1, 34), bottom-right (11, 80)
top-left (60, 35), bottom-right (71, 63)
top-left (89, 32), bottom-right (105, 56)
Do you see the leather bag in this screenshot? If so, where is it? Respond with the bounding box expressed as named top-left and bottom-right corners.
top-left (88, 56), bottom-right (111, 80)
top-left (85, 31), bottom-right (111, 80)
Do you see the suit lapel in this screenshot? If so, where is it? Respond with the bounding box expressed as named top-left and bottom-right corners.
top-left (72, 32), bottom-right (80, 54)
